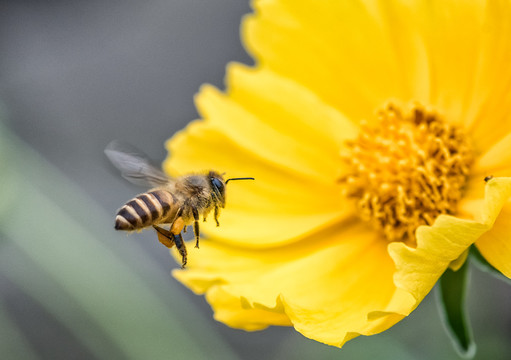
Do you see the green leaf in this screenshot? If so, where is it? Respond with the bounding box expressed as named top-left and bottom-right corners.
top-left (437, 260), bottom-right (476, 358)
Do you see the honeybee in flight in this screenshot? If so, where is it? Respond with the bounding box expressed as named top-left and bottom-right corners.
top-left (105, 141), bottom-right (254, 268)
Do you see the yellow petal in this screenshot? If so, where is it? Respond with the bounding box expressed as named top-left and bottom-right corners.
top-left (225, 64), bottom-right (358, 152)
top-left (460, 131), bottom-right (511, 211)
top-left (475, 183), bottom-right (511, 277)
top-left (389, 177), bottom-right (511, 308)
top-left (448, 249), bottom-right (470, 272)
top-left (174, 221), bottom-right (415, 347)
top-left (389, 217), bottom-right (487, 308)
top-left (394, 0), bottom-right (511, 153)
top-left (243, 0), bottom-right (410, 123)
top-left (461, 0), bottom-right (511, 152)
top-left (163, 67), bottom-right (358, 247)
top-left (472, 130), bottom-right (511, 176)
top-left (206, 287), bottom-right (292, 331)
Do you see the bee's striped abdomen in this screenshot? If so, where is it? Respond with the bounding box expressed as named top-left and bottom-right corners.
top-left (115, 190), bottom-right (177, 231)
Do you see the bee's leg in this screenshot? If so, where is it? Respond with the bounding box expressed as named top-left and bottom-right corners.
top-left (153, 225), bottom-right (175, 248)
top-left (214, 206), bottom-right (220, 227)
top-left (154, 224), bottom-right (187, 268)
top-left (192, 207), bottom-right (200, 248)
top-left (167, 215), bottom-right (188, 267)
top-left (183, 226), bottom-right (187, 233)
top-left (173, 232), bottom-right (187, 268)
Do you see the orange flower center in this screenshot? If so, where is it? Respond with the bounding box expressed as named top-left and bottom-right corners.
top-left (340, 102), bottom-right (473, 243)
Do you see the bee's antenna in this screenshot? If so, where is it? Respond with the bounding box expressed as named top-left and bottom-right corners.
top-left (225, 177), bottom-right (255, 184)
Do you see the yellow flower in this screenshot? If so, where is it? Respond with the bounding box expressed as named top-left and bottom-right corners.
top-left (163, 0), bottom-right (511, 347)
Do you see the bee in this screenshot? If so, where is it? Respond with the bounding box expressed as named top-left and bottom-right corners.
top-left (484, 175), bottom-right (494, 182)
top-left (105, 141), bottom-right (254, 268)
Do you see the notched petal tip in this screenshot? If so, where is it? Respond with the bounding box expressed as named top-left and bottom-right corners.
top-left (388, 177), bottom-right (511, 312)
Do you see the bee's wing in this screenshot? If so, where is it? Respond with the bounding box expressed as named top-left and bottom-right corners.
top-left (105, 140), bottom-right (172, 187)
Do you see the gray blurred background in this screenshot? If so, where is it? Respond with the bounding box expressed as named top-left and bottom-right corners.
top-left (0, 1), bottom-right (510, 359)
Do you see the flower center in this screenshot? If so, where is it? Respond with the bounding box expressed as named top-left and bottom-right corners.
top-left (340, 102), bottom-right (474, 244)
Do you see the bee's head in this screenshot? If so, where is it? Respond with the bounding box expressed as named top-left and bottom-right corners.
top-left (208, 171), bottom-right (254, 207)
top-left (208, 171), bottom-right (226, 207)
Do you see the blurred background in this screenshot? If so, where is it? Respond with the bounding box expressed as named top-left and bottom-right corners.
top-left (0, 1), bottom-right (510, 359)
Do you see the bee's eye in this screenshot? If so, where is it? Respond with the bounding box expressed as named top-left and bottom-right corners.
top-left (211, 178), bottom-right (225, 194)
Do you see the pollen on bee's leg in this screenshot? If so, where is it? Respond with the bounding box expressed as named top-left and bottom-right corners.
top-left (170, 217), bottom-right (186, 234)
top-left (153, 225), bottom-right (175, 248)
top-left (339, 102), bottom-right (474, 245)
